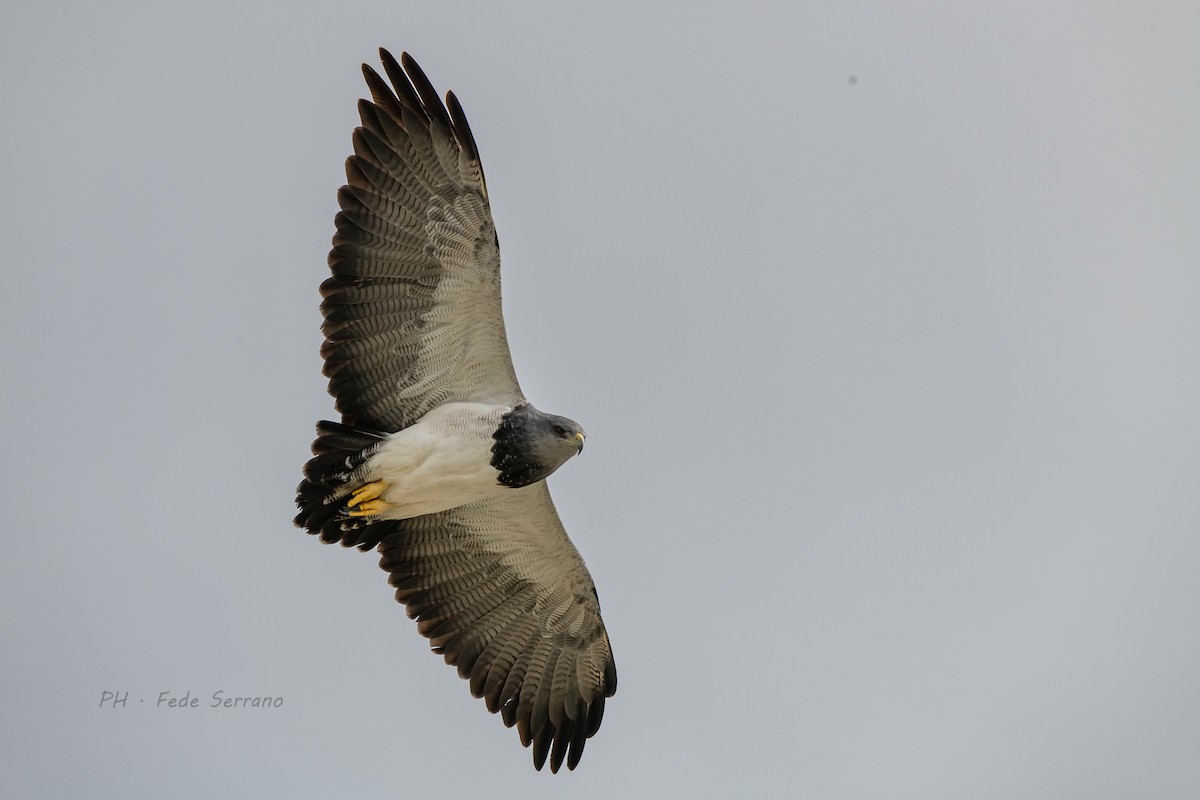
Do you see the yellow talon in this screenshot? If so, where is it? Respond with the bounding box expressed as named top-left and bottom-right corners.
top-left (348, 499), bottom-right (390, 517)
top-left (346, 481), bottom-right (390, 517)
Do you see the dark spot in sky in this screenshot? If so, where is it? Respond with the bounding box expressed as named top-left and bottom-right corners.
top-left (848, 75), bottom-right (858, 86)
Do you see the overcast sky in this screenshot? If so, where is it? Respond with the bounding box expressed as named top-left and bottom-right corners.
top-left (3, 2), bottom-right (1199, 797)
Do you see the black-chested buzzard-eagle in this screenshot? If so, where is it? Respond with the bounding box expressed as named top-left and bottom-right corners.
top-left (294, 48), bottom-right (616, 773)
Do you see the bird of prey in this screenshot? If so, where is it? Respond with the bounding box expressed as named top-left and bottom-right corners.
top-left (294, 49), bottom-right (616, 773)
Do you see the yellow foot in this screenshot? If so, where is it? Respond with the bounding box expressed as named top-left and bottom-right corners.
top-left (346, 481), bottom-right (390, 517)
top-left (348, 499), bottom-right (389, 517)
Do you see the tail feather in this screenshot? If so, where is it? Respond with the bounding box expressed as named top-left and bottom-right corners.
top-left (294, 420), bottom-right (393, 550)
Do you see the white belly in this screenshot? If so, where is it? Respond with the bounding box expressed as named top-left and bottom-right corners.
top-left (365, 402), bottom-right (509, 519)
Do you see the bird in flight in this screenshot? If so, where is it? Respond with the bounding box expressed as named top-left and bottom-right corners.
top-left (295, 48), bottom-right (616, 773)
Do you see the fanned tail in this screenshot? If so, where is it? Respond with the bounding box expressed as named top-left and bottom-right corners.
top-left (294, 420), bottom-right (393, 549)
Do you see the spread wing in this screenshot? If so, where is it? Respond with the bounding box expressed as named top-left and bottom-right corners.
top-left (377, 483), bottom-right (617, 773)
top-left (321, 48), bottom-right (522, 432)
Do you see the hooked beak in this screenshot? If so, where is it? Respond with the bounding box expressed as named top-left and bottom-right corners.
top-left (574, 432), bottom-right (585, 454)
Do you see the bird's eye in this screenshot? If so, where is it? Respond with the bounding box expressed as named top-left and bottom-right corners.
top-left (552, 425), bottom-right (568, 437)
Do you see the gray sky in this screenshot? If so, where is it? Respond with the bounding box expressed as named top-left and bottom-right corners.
top-left (3, 2), bottom-right (1199, 797)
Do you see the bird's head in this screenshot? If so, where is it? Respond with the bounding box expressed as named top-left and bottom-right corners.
top-left (546, 414), bottom-right (586, 456)
top-left (492, 405), bottom-right (586, 488)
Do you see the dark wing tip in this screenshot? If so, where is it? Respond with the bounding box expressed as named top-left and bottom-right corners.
top-left (369, 48), bottom-right (480, 173)
top-left (445, 90), bottom-right (481, 165)
top-left (532, 726), bottom-right (554, 772)
top-left (360, 63), bottom-right (406, 121)
top-left (373, 48), bottom-right (425, 120)
top-left (529, 693), bottom-right (610, 772)
top-left (399, 51), bottom-right (453, 131)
